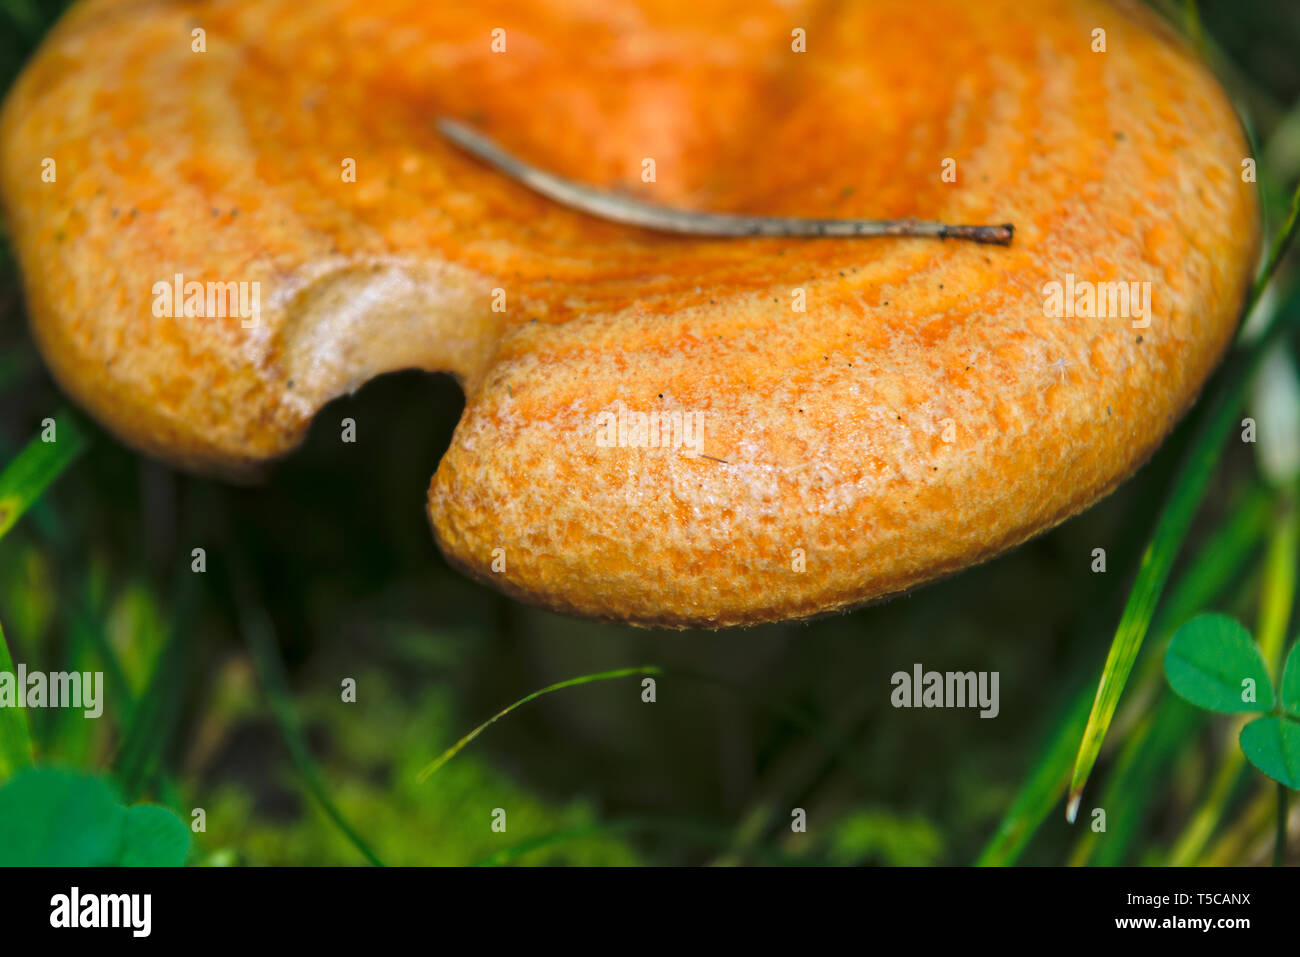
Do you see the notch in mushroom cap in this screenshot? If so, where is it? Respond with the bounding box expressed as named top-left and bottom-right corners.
top-left (0, 0), bottom-right (1259, 627)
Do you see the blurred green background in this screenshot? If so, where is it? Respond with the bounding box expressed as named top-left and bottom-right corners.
top-left (1, 0), bottom-right (1298, 866)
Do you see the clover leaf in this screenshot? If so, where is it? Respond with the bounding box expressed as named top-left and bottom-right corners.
top-left (1164, 614), bottom-right (1275, 713)
top-left (1165, 614), bottom-right (1300, 790)
top-left (1239, 717), bottom-right (1300, 790)
top-left (0, 766), bottom-right (190, 866)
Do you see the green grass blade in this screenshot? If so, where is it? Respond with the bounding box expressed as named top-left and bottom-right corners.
top-left (1168, 500), bottom-right (1296, 863)
top-left (1168, 736), bottom-right (1248, 866)
top-left (975, 686), bottom-right (1092, 865)
top-left (1180, 0), bottom-right (1207, 60)
top-left (414, 660), bottom-right (876, 843)
top-left (0, 410), bottom-right (87, 543)
top-left (1070, 695), bottom-right (1202, 865)
top-left (233, 572), bottom-right (385, 867)
top-left (979, 483), bottom-right (1270, 861)
top-left (1158, 484), bottom-right (1273, 628)
top-left (416, 666), bottom-right (662, 782)
top-left (1250, 178), bottom-right (1300, 313)
top-left (1255, 496), bottom-right (1297, 670)
top-left (415, 664), bottom-right (875, 865)
top-left (1068, 366), bottom-right (1267, 821)
top-left (113, 594), bottom-right (190, 799)
top-left (67, 597), bottom-right (132, 715)
top-left (0, 620), bottom-right (33, 779)
top-left (1066, 180), bottom-right (1300, 822)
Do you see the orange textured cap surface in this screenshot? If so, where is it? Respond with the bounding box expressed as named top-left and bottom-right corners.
top-left (0, 0), bottom-right (1260, 626)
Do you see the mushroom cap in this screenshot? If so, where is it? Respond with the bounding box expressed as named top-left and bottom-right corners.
top-left (1, 0), bottom-right (1259, 627)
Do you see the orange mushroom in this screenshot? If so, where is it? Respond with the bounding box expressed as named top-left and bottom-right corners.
top-left (0, 0), bottom-right (1259, 627)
